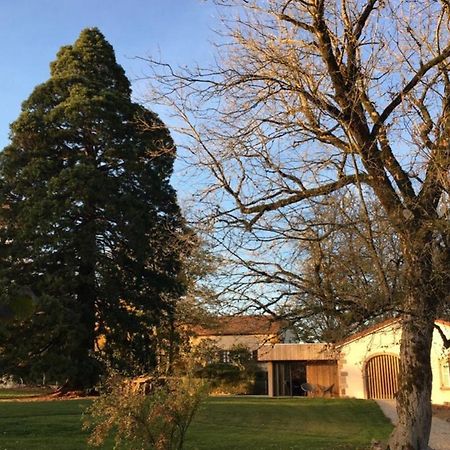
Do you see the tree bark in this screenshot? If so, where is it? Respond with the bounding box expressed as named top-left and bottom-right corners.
top-left (387, 314), bottom-right (434, 450)
top-left (72, 199), bottom-right (98, 389)
top-left (387, 248), bottom-right (438, 450)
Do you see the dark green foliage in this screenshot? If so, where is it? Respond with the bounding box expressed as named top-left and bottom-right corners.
top-left (195, 362), bottom-right (242, 381)
top-left (0, 28), bottom-right (186, 387)
top-left (0, 286), bottom-right (37, 322)
top-left (194, 345), bottom-right (263, 394)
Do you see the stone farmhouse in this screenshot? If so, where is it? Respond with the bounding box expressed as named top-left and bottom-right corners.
top-left (259, 318), bottom-right (450, 405)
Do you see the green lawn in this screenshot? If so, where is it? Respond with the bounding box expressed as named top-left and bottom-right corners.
top-left (0, 399), bottom-right (93, 450)
top-left (0, 387), bottom-right (52, 398)
top-left (0, 396), bottom-right (392, 450)
top-left (185, 397), bottom-right (392, 450)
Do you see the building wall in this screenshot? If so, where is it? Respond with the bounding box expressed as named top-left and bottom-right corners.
top-left (259, 344), bottom-right (339, 397)
top-left (307, 361), bottom-right (339, 395)
top-left (259, 343), bottom-right (335, 361)
top-left (340, 321), bottom-right (450, 405)
top-left (190, 333), bottom-right (279, 352)
top-left (430, 322), bottom-right (450, 405)
top-left (339, 322), bottom-right (401, 399)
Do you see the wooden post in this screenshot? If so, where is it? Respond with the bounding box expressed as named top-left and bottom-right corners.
top-left (268, 362), bottom-right (274, 397)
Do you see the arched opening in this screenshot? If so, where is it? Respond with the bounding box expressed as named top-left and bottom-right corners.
top-left (364, 354), bottom-right (399, 399)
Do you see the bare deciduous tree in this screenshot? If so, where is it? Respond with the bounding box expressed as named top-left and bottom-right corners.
top-left (148, 1), bottom-right (450, 448)
top-left (277, 194), bottom-right (404, 342)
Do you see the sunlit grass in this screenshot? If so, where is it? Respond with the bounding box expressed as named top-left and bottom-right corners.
top-left (0, 396), bottom-right (392, 450)
top-left (0, 387), bottom-right (52, 398)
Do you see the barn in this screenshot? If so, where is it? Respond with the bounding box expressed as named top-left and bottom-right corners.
top-left (259, 318), bottom-right (450, 405)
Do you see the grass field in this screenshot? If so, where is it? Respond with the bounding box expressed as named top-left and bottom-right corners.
top-left (0, 387), bottom-right (52, 398)
top-left (0, 396), bottom-right (392, 450)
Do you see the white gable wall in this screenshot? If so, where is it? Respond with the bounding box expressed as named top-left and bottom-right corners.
top-left (339, 321), bottom-right (450, 405)
top-left (430, 321), bottom-right (450, 405)
top-left (339, 322), bottom-right (401, 399)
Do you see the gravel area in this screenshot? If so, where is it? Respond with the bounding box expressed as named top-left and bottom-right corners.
top-left (376, 400), bottom-right (450, 450)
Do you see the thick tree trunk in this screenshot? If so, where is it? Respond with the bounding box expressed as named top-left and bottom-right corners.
top-left (387, 312), bottom-right (435, 450)
top-left (387, 246), bottom-right (438, 450)
top-left (72, 207), bottom-right (99, 389)
top-left (73, 268), bottom-right (97, 388)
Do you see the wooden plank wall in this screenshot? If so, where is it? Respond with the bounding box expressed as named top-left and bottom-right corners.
top-left (259, 344), bottom-right (337, 361)
top-left (306, 361), bottom-right (339, 395)
top-left (365, 354), bottom-right (399, 399)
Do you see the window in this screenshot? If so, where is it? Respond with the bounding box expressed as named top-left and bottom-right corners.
top-left (219, 350), bottom-right (231, 363)
top-left (440, 358), bottom-right (450, 388)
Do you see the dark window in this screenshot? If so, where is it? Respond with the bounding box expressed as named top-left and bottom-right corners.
top-left (219, 350), bottom-right (231, 363)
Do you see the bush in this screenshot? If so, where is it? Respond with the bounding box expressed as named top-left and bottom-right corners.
top-left (192, 344), bottom-right (268, 395)
top-left (195, 362), bottom-right (241, 381)
top-left (194, 364), bottom-right (268, 395)
top-left (83, 374), bottom-right (208, 450)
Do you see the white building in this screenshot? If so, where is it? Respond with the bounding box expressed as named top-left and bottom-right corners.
top-left (259, 318), bottom-right (450, 405)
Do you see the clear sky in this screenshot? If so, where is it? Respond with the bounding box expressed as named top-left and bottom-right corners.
top-left (0, 0), bottom-right (217, 151)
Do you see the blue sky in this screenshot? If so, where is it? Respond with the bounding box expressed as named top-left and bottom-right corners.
top-left (0, 0), bottom-right (217, 150)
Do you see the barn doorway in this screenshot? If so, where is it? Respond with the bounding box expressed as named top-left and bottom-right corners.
top-left (273, 362), bottom-right (307, 396)
top-left (272, 361), bottom-right (338, 396)
top-left (365, 354), bottom-right (400, 399)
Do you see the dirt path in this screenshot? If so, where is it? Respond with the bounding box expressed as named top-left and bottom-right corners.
top-left (376, 400), bottom-right (450, 450)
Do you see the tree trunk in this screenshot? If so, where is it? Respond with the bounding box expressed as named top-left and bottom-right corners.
top-left (71, 205), bottom-right (98, 389)
top-left (387, 249), bottom-right (438, 450)
top-left (387, 313), bottom-right (434, 450)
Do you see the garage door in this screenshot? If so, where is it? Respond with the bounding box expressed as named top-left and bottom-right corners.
top-left (365, 354), bottom-right (399, 399)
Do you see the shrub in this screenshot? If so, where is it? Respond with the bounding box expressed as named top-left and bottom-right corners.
top-left (195, 362), bottom-right (241, 381)
top-left (193, 344), bottom-right (267, 395)
top-left (83, 374), bottom-right (208, 450)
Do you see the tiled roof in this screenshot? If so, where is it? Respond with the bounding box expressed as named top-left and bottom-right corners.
top-left (191, 315), bottom-right (284, 336)
top-left (436, 319), bottom-right (450, 328)
top-left (337, 317), bottom-right (400, 346)
top-left (338, 317), bottom-right (450, 346)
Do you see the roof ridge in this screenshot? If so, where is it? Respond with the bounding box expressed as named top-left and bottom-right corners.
top-left (338, 317), bottom-right (450, 346)
top-left (337, 317), bottom-right (400, 346)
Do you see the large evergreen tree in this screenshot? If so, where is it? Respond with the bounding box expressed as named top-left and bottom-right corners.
top-left (0, 28), bottom-right (186, 387)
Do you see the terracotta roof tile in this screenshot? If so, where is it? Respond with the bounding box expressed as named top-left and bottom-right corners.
top-left (191, 315), bottom-right (284, 336)
top-left (337, 317), bottom-right (400, 346)
top-left (436, 319), bottom-right (450, 328)
top-left (338, 317), bottom-right (450, 346)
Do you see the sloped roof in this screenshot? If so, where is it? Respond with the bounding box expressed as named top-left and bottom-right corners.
top-left (191, 315), bottom-right (285, 337)
top-left (436, 319), bottom-right (450, 328)
top-left (338, 317), bottom-right (450, 347)
top-left (337, 317), bottom-right (400, 346)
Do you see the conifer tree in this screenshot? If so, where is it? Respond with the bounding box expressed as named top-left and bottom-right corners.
top-left (0, 28), bottom-right (186, 387)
